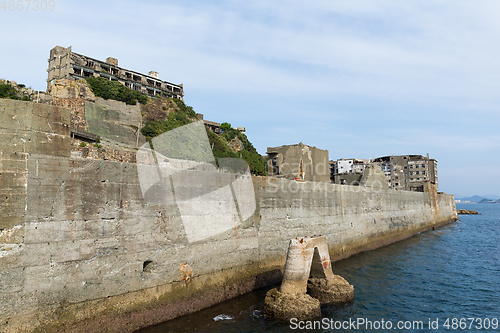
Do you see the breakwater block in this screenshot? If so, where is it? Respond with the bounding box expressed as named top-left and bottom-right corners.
top-left (264, 236), bottom-right (354, 321)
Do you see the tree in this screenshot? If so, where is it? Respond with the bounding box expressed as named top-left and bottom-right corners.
top-left (220, 122), bottom-right (231, 132)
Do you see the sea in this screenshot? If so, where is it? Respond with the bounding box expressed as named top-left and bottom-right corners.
top-left (137, 203), bottom-right (500, 332)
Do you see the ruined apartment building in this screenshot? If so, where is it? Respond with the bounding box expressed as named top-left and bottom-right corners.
top-left (330, 158), bottom-right (370, 185)
top-left (47, 46), bottom-right (184, 99)
top-left (371, 154), bottom-right (438, 191)
top-left (267, 143), bottom-right (329, 182)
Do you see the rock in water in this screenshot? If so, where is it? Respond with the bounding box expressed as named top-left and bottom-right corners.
top-left (263, 288), bottom-right (321, 321)
top-left (457, 209), bottom-right (480, 215)
top-left (307, 275), bottom-right (354, 304)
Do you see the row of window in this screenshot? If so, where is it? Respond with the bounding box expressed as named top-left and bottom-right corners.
top-left (409, 164), bottom-right (426, 169)
top-left (72, 65), bottom-right (182, 92)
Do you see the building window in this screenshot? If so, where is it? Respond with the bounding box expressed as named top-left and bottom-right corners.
top-left (422, 164), bottom-right (425, 168)
top-left (422, 171), bottom-right (426, 175)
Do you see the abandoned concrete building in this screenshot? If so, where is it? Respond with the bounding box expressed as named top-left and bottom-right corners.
top-left (329, 155), bottom-right (438, 191)
top-left (267, 143), bottom-right (329, 182)
top-left (195, 113), bottom-right (221, 134)
top-left (329, 159), bottom-right (369, 185)
top-left (47, 46), bottom-right (184, 100)
top-left (371, 154), bottom-right (438, 191)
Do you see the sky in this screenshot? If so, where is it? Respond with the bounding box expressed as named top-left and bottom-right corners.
top-left (1, 0), bottom-right (499, 197)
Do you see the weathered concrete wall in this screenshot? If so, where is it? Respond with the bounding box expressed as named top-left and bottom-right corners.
top-left (0, 100), bottom-right (457, 333)
top-left (85, 98), bottom-right (146, 147)
top-left (267, 143), bottom-right (330, 182)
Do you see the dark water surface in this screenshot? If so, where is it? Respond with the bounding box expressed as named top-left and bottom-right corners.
top-left (138, 203), bottom-right (500, 332)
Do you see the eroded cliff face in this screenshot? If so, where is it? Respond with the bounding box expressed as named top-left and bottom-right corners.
top-left (47, 79), bottom-right (95, 131)
top-left (0, 99), bottom-right (458, 333)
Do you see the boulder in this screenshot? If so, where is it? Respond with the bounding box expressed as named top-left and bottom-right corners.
top-left (263, 288), bottom-right (321, 321)
top-left (49, 79), bottom-right (95, 102)
top-left (457, 209), bottom-right (479, 215)
top-left (307, 276), bottom-right (354, 304)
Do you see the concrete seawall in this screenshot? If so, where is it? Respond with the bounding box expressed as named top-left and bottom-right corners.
top-left (0, 100), bottom-right (457, 332)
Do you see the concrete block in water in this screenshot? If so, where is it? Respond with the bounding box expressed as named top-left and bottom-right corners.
top-left (264, 236), bottom-right (354, 321)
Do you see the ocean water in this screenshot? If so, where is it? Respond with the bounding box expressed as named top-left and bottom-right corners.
top-left (138, 203), bottom-right (500, 332)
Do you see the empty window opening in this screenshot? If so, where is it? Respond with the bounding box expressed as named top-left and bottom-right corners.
top-left (73, 67), bottom-right (82, 76)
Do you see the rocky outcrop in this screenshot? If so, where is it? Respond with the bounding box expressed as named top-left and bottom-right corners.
top-left (307, 276), bottom-right (355, 304)
top-left (48, 79), bottom-right (95, 102)
top-left (46, 79), bottom-right (96, 131)
top-left (457, 209), bottom-right (480, 215)
top-left (263, 288), bottom-right (321, 321)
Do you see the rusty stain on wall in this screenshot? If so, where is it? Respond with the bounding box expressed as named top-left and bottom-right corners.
top-left (180, 263), bottom-right (193, 284)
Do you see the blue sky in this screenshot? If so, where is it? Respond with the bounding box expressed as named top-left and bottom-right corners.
top-left (1, 0), bottom-right (499, 197)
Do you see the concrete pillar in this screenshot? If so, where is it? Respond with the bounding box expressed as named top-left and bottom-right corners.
top-left (264, 236), bottom-right (354, 321)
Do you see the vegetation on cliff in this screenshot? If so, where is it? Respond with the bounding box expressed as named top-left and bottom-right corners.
top-left (219, 122), bottom-right (267, 175)
top-left (141, 99), bottom-right (195, 138)
top-left (85, 76), bottom-right (148, 105)
top-left (140, 100), bottom-right (266, 175)
top-left (0, 81), bottom-right (31, 101)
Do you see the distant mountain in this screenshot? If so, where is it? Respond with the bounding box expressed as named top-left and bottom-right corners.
top-left (482, 194), bottom-right (500, 200)
top-left (457, 195), bottom-right (499, 202)
top-left (479, 198), bottom-right (497, 203)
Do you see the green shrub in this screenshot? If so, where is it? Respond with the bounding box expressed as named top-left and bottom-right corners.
top-left (0, 82), bottom-right (20, 100)
top-left (172, 98), bottom-right (197, 118)
top-left (220, 124), bottom-right (267, 175)
top-left (86, 76), bottom-right (148, 105)
top-left (79, 142), bottom-right (87, 147)
top-left (140, 102), bottom-right (266, 175)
